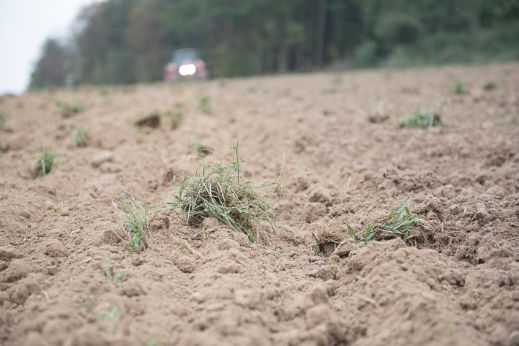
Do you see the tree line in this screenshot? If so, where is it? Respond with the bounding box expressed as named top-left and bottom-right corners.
top-left (29, 0), bottom-right (519, 89)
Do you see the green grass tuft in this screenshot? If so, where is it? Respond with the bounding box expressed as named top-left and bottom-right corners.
top-left (451, 81), bottom-right (465, 95)
top-left (199, 96), bottom-right (212, 115)
top-left (34, 150), bottom-right (56, 177)
top-left (0, 112), bottom-right (6, 129)
top-left (332, 75), bottom-right (343, 85)
top-left (73, 128), bottom-right (88, 147)
top-left (0, 141), bottom-right (9, 153)
top-left (167, 103), bottom-right (185, 129)
top-left (169, 143), bottom-right (275, 242)
top-left (56, 101), bottom-right (85, 118)
top-left (113, 194), bottom-right (149, 252)
top-left (348, 198), bottom-right (425, 245)
top-left (399, 110), bottom-right (441, 129)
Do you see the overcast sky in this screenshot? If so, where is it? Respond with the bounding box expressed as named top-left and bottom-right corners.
top-left (0, 0), bottom-right (98, 94)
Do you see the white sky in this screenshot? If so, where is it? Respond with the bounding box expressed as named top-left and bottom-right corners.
top-left (0, 0), bottom-right (98, 94)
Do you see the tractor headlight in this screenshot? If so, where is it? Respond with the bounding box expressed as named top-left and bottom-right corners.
top-left (178, 64), bottom-right (196, 76)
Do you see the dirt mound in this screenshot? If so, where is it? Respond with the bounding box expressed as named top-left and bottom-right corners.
top-left (1, 63), bottom-right (518, 345)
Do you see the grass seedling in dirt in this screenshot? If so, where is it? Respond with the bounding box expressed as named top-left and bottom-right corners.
top-left (0, 112), bottom-right (6, 129)
top-left (33, 149), bottom-right (56, 177)
top-left (199, 96), bottom-right (212, 115)
top-left (347, 198), bottom-right (426, 245)
top-left (167, 103), bottom-right (185, 129)
top-left (99, 305), bottom-right (121, 323)
top-left (169, 143), bottom-right (275, 243)
top-left (101, 256), bottom-right (126, 284)
top-left (83, 290), bottom-right (97, 313)
top-left (112, 194), bottom-right (150, 252)
top-left (451, 81), bottom-right (465, 95)
top-left (98, 86), bottom-right (111, 97)
top-left (332, 75), bottom-right (343, 85)
top-left (144, 336), bottom-right (163, 346)
top-left (73, 128), bottom-right (88, 147)
top-left (190, 139), bottom-right (213, 158)
top-left (56, 101), bottom-right (85, 118)
top-left (399, 110), bottom-right (441, 129)
top-left (481, 80), bottom-right (498, 91)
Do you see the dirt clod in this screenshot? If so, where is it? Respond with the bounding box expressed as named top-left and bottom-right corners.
top-left (43, 240), bottom-right (66, 258)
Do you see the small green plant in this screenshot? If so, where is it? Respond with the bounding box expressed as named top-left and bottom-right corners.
top-left (83, 290), bottom-right (97, 313)
top-left (144, 336), bottom-right (163, 346)
top-left (199, 96), bottom-right (212, 115)
top-left (167, 103), bottom-right (185, 129)
top-left (73, 128), bottom-right (88, 147)
top-left (347, 224), bottom-right (374, 243)
top-left (101, 256), bottom-right (126, 284)
top-left (113, 194), bottom-right (150, 251)
top-left (0, 141), bottom-right (9, 153)
top-left (169, 143), bottom-right (275, 242)
top-left (347, 198), bottom-right (425, 245)
top-left (168, 112), bottom-right (183, 129)
top-left (399, 110), bottom-right (441, 129)
top-left (190, 139), bottom-right (213, 158)
top-left (56, 101), bottom-right (85, 118)
top-left (451, 81), bottom-right (465, 95)
top-left (246, 86), bottom-right (257, 93)
top-left (481, 80), bottom-right (498, 91)
top-left (99, 305), bottom-right (121, 323)
top-left (332, 75), bottom-right (343, 85)
top-left (34, 149), bottom-right (56, 177)
top-left (0, 112), bottom-right (6, 129)
top-left (98, 86), bottom-right (111, 96)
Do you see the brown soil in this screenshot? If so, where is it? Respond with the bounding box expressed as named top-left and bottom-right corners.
top-left (1, 63), bottom-right (518, 346)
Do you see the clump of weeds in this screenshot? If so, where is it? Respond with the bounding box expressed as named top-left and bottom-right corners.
top-left (112, 194), bottom-right (150, 252)
top-left (190, 138), bottom-right (213, 158)
top-left (399, 110), bottom-right (441, 129)
top-left (199, 96), bottom-right (212, 115)
top-left (73, 128), bottom-right (88, 147)
top-left (481, 80), bottom-right (498, 91)
top-left (451, 81), bottom-right (465, 95)
top-left (169, 143), bottom-right (275, 243)
top-left (56, 101), bottom-right (85, 118)
top-left (33, 149), bottom-right (56, 177)
top-left (347, 198), bottom-right (429, 246)
top-left (0, 141), bottom-right (9, 153)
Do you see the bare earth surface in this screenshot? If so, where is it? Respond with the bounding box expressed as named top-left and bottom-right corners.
top-left (1, 63), bottom-right (518, 346)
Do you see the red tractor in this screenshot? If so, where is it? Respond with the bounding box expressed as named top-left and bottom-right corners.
top-left (163, 48), bottom-right (208, 81)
